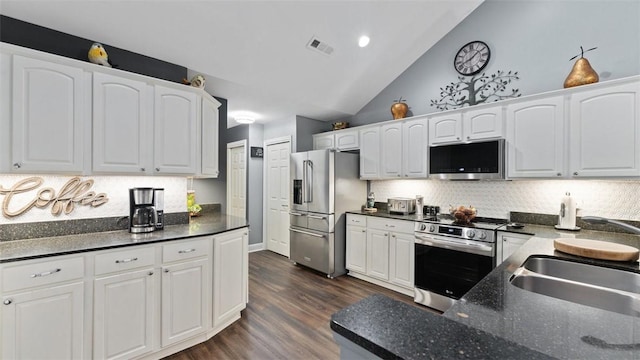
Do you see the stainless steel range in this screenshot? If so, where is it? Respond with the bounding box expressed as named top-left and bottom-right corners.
top-left (413, 215), bottom-right (506, 311)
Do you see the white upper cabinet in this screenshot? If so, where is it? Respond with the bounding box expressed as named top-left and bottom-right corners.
top-left (380, 123), bottom-right (403, 178)
top-left (335, 129), bottom-right (360, 150)
top-left (359, 126), bottom-right (381, 179)
top-left (569, 81), bottom-right (640, 177)
top-left (201, 95), bottom-right (221, 177)
top-left (313, 133), bottom-right (334, 150)
top-left (507, 96), bottom-right (565, 178)
top-left (92, 72), bottom-right (151, 174)
top-left (402, 117), bottom-right (429, 178)
top-left (429, 112), bottom-right (462, 145)
top-left (11, 55), bottom-right (88, 173)
top-left (429, 106), bottom-right (503, 145)
top-left (154, 85), bottom-right (198, 174)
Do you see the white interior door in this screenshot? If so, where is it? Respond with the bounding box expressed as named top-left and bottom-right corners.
top-left (227, 140), bottom-right (246, 219)
top-left (265, 138), bottom-right (290, 257)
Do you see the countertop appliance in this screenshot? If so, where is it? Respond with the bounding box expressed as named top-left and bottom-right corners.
top-left (154, 188), bottom-right (164, 230)
top-left (290, 149), bottom-right (366, 278)
top-left (129, 188), bottom-right (158, 233)
top-left (388, 197), bottom-right (416, 215)
top-left (429, 138), bottom-right (505, 180)
top-left (413, 214), bottom-right (507, 311)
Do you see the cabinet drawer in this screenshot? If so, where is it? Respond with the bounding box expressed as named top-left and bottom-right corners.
top-left (367, 217), bottom-right (414, 233)
top-left (95, 246), bottom-right (155, 276)
top-left (2, 256), bottom-right (84, 293)
top-left (347, 214), bottom-right (367, 226)
top-left (162, 237), bottom-right (210, 263)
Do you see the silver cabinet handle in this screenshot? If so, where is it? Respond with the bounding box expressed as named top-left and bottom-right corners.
top-left (573, 172), bottom-right (578, 176)
top-left (289, 227), bottom-right (326, 238)
top-left (164, 269), bottom-right (169, 273)
top-left (361, 229), bottom-right (366, 233)
top-left (557, 173), bottom-right (561, 176)
top-left (115, 257), bottom-right (138, 264)
top-left (178, 248), bottom-right (196, 254)
top-left (392, 234), bottom-right (396, 238)
top-left (148, 271), bottom-right (154, 276)
top-left (282, 204), bottom-right (288, 208)
top-left (13, 163), bottom-right (21, 169)
top-left (385, 224), bottom-right (395, 228)
top-left (141, 168), bottom-right (146, 172)
top-left (307, 214), bottom-right (326, 220)
top-left (4, 299), bottom-right (12, 305)
top-left (30, 268), bottom-right (61, 278)
top-left (155, 168), bottom-right (160, 172)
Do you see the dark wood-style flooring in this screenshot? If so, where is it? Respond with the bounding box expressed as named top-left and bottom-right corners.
top-left (164, 250), bottom-right (436, 359)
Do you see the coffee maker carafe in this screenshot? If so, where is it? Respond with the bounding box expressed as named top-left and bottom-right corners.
top-left (129, 188), bottom-right (157, 233)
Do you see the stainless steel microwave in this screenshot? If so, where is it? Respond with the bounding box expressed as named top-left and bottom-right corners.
top-left (429, 139), bottom-right (505, 180)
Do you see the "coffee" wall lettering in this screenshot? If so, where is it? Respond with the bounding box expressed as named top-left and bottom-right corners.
top-left (0, 177), bottom-right (109, 218)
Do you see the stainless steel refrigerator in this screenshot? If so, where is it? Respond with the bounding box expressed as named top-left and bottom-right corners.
top-left (289, 149), bottom-right (366, 278)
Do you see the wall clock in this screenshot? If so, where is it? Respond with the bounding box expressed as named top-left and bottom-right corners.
top-left (454, 41), bottom-right (490, 76)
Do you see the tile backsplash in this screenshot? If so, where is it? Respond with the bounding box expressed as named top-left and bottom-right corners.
top-left (0, 175), bottom-right (187, 224)
top-left (371, 179), bottom-right (640, 221)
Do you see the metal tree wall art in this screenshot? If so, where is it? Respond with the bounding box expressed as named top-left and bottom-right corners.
top-left (430, 70), bottom-right (521, 111)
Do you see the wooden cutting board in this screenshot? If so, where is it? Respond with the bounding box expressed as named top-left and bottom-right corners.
top-left (554, 238), bottom-right (639, 262)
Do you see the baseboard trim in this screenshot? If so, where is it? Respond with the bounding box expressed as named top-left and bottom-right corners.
top-left (248, 242), bottom-right (266, 253)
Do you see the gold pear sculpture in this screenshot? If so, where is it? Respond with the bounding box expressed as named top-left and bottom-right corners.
top-left (564, 46), bottom-right (599, 88)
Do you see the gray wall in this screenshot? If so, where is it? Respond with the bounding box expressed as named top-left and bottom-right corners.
top-left (347, 0), bottom-right (640, 126)
top-left (247, 124), bottom-right (264, 245)
top-left (295, 115), bottom-right (330, 152)
top-left (264, 116), bottom-right (297, 150)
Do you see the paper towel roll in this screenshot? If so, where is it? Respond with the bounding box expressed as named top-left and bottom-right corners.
top-left (558, 192), bottom-right (577, 229)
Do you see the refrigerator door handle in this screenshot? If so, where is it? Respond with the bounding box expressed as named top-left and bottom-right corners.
top-left (306, 160), bottom-right (313, 203)
top-left (302, 160), bottom-right (308, 203)
top-left (290, 227), bottom-right (326, 238)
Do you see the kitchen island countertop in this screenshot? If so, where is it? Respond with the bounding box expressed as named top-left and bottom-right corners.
top-left (332, 217), bottom-right (640, 359)
top-left (0, 213), bottom-right (248, 263)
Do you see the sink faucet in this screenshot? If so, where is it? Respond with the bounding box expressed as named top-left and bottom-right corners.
top-left (582, 216), bottom-right (640, 235)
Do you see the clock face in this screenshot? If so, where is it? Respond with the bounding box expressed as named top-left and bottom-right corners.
top-left (454, 41), bottom-right (490, 76)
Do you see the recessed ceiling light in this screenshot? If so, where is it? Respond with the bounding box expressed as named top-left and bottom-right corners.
top-left (235, 116), bottom-right (255, 124)
top-left (358, 35), bottom-right (370, 48)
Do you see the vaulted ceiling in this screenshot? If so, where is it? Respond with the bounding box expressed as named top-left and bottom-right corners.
top-left (0, 1), bottom-right (483, 126)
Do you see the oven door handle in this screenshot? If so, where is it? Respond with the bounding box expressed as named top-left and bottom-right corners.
top-left (415, 234), bottom-right (493, 257)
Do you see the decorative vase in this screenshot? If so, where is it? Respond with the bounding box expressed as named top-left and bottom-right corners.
top-left (564, 57), bottom-right (599, 88)
top-left (391, 102), bottom-right (408, 120)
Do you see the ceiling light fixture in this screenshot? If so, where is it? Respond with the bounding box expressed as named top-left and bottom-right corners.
top-left (358, 35), bottom-right (370, 48)
top-left (235, 116), bottom-right (255, 124)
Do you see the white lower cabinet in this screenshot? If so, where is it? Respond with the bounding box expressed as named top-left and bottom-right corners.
top-left (1, 228), bottom-right (248, 360)
top-left (345, 214), bottom-right (414, 296)
top-left (497, 231), bottom-right (532, 263)
top-left (161, 258), bottom-right (210, 347)
top-left (94, 268), bottom-right (155, 360)
top-left (213, 229), bottom-right (248, 327)
top-left (1, 255), bottom-right (85, 360)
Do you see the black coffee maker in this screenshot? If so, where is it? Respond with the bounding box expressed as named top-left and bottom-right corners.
top-left (129, 188), bottom-right (157, 233)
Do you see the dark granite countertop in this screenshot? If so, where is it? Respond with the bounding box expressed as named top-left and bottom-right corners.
top-left (0, 213), bottom-right (248, 263)
top-left (331, 294), bottom-right (553, 360)
top-left (333, 214), bottom-right (640, 359)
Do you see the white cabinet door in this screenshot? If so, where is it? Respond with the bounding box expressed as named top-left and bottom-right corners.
top-left (161, 257), bottom-right (209, 347)
top-left (93, 269), bottom-right (155, 360)
top-left (335, 129), bottom-right (359, 150)
top-left (313, 133), bottom-right (334, 150)
top-left (570, 82), bottom-right (640, 177)
top-left (380, 123), bottom-right (403, 178)
top-left (201, 94), bottom-right (220, 177)
top-left (464, 106), bottom-right (503, 141)
top-left (507, 96), bottom-right (565, 178)
top-left (497, 232), bottom-right (531, 263)
top-left (213, 229), bottom-right (248, 327)
top-left (389, 232), bottom-right (415, 289)
top-left (402, 117), bottom-right (429, 178)
top-left (11, 55), bottom-right (87, 173)
top-left (2, 282), bottom-right (84, 360)
top-left (346, 225), bottom-right (367, 274)
top-left (429, 113), bottom-right (462, 145)
top-left (154, 85), bottom-right (198, 174)
top-left (366, 229), bottom-right (389, 281)
top-left (359, 126), bottom-right (381, 179)
top-left (93, 72), bottom-right (151, 174)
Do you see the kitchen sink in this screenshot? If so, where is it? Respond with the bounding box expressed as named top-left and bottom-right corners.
top-left (510, 256), bottom-right (640, 317)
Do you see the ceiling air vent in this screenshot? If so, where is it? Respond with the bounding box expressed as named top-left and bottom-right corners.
top-left (306, 36), bottom-right (334, 56)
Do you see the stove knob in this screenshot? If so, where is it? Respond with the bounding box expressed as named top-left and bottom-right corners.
top-left (478, 231), bottom-right (487, 240)
top-left (429, 224), bottom-right (436, 232)
top-left (419, 223), bottom-right (427, 231)
top-left (467, 230), bottom-right (476, 238)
